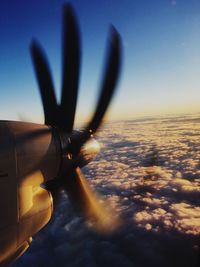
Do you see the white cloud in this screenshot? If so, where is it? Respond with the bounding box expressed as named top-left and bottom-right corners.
top-left (14, 114), bottom-right (200, 267)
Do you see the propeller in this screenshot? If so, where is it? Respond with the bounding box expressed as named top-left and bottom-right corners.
top-left (30, 4), bottom-right (122, 233)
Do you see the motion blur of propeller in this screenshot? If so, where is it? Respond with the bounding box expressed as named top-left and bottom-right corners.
top-left (30, 4), bottom-right (122, 232)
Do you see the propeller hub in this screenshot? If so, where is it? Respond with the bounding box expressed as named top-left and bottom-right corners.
top-left (55, 129), bottom-right (100, 177)
top-left (79, 138), bottom-right (100, 167)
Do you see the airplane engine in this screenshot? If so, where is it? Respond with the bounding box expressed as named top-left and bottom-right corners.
top-left (0, 120), bottom-right (102, 265)
top-left (0, 3), bottom-right (122, 265)
top-left (0, 121), bottom-right (60, 264)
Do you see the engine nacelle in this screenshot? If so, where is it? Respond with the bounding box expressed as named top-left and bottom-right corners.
top-left (0, 121), bottom-right (61, 265)
top-left (0, 120), bottom-right (100, 265)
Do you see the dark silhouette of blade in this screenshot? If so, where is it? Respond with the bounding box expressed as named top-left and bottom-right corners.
top-left (63, 167), bottom-right (120, 233)
top-left (45, 179), bottom-right (62, 207)
top-left (60, 4), bottom-right (81, 132)
top-left (30, 40), bottom-right (58, 126)
top-left (85, 26), bottom-right (122, 134)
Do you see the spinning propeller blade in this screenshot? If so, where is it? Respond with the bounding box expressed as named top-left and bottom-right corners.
top-left (60, 5), bottom-right (81, 132)
top-left (86, 26), bottom-right (121, 134)
top-left (30, 41), bottom-right (57, 126)
top-left (31, 4), bottom-right (122, 232)
top-left (64, 168), bottom-right (119, 232)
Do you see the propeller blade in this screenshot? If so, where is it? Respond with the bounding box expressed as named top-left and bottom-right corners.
top-left (30, 40), bottom-right (58, 126)
top-left (63, 167), bottom-right (120, 233)
top-left (45, 179), bottom-right (62, 207)
top-left (86, 26), bottom-right (122, 134)
top-left (60, 4), bottom-right (81, 132)
top-left (67, 27), bottom-right (122, 153)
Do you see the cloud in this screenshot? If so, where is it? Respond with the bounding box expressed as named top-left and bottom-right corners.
top-left (13, 114), bottom-right (200, 267)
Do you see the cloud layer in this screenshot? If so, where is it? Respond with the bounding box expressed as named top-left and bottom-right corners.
top-left (14, 114), bottom-right (200, 267)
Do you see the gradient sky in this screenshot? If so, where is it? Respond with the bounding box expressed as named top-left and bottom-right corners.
top-left (0, 0), bottom-right (200, 124)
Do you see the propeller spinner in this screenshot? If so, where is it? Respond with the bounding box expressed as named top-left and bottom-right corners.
top-left (30, 4), bottom-right (122, 232)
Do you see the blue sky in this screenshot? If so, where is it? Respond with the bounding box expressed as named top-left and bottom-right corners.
top-left (0, 0), bottom-right (200, 123)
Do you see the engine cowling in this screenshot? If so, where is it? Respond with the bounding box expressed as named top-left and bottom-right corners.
top-left (0, 121), bottom-right (60, 264)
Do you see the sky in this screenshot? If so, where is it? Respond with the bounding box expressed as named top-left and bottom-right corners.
top-left (0, 0), bottom-right (200, 124)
